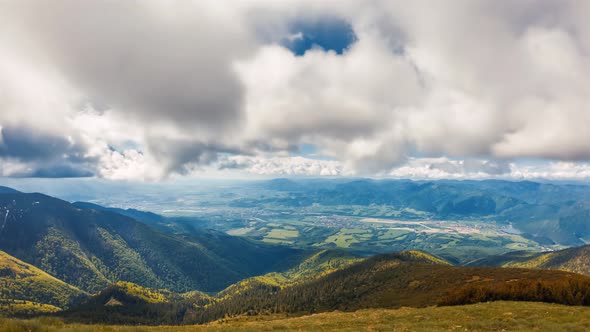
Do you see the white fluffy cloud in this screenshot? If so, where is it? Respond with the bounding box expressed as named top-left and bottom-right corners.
top-left (216, 155), bottom-right (346, 177)
top-left (205, 156), bottom-right (590, 181)
top-left (1, 0), bottom-right (590, 180)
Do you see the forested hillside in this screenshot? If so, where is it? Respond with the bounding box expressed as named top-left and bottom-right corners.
top-left (0, 192), bottom-right (302, 293)
top-left (470, 244), bottom-right (590, 276)
top-left (61, 250), bottom-right (590, 325)
top-left (0, 251), bottom-right (85, 310)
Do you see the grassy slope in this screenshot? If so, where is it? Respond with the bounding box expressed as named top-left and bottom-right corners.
top-left (3, 302), bottom-right (590, 331)
top-left (0, 251), bottom-right (85, 310)
top-left (206, 301), bottom-right (590, 332)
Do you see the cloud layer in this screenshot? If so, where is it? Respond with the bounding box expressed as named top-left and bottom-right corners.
top-left (1, 0), bottom-right (590, 180)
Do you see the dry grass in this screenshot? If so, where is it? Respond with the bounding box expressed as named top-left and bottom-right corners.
top-left (2, 301), bottom-right (590, 332)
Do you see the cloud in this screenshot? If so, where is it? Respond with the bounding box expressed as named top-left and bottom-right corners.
top-left (95, 149), bottom-right (158, 181)
top-left (428, 159), bottom-right (511, 176)
top-left (511, 162), bottom-right (590, 181)
top-left (5, 1), bottom-right (253, 134)
top-left (1, 0), bottom-right (590, 180)
top-left (234, 0), bottom-right (590, 175)
top-left (29, 165), bottom-right (94, 178)
top-left (0, 126), bottom-right (96, 178)
top-left (388, 158), bottom-right (513, 180)
top-left (215, 156), bottom-right (345, 177)
top-left (0, 126), bottom-right (87, 162)
top-left (0, 158), bottom-right (95, 178)
top-left (210, 156), bottom-right (590, 181)
top-left (235, 33), bottom-right (422, 172)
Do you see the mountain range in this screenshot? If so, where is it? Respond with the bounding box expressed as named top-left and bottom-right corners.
top-left (246, 178), bottom-right (590, 245)
top-left (1, 183), bottom-right (590, 325)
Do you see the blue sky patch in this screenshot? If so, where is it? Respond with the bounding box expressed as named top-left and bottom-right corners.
top-left (282, 17), bottom-right (357, 56)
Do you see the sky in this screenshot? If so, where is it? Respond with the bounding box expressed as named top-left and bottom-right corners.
top-left (1, 0), bottom-right (590, 182)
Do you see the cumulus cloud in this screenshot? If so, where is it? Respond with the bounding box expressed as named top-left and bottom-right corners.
top-left (1, 0), bottom-right (590, 180)
top-left (208, 156), bottom-right (590, 181)
top-left (5, 1), bottom-right (253, 133)
top-left (0, 126), bottom-right (96, 177)
top-left (0, 126), bottom-right (85, 161)
top-left (216, 155), bottom-right (345, 177)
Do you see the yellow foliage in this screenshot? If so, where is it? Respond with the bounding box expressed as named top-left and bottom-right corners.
top-left (114, 281), bottom-right (169, 304)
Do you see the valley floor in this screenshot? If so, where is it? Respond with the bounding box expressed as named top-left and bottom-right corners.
top-left (2, 301), bottom-right (589, 332)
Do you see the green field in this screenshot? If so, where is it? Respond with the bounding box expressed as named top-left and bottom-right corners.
top-left (226, 227), bottom-right (254, 236)
top-left (323, 228), bottom-right (371, 248)
top-left (220, 213), bottom-right (545, 263)
top-left (197, 199), bottom-right (551, 264)
top-left (2, 302), bottom-right (589, 331)
top-left (378, 228), bottom-right (411, 240)
top-left (266, 229), bottom-right (299, 239)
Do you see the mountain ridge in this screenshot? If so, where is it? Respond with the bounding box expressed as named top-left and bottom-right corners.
top-left (469, 244), bottom-right (590, 276)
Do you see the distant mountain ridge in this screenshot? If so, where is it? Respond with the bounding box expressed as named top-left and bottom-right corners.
top-left (0, 186), bottom-right (20, 194)
top-left (72, 201), bottom-right (166, 226)
top-left (469, 244), bottom-right (590, 276)
top-left (248, 179), bottom-right (590, 246)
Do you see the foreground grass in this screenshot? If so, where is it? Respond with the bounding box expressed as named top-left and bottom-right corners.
top-left (2, 301), bottom-right (590, 331)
